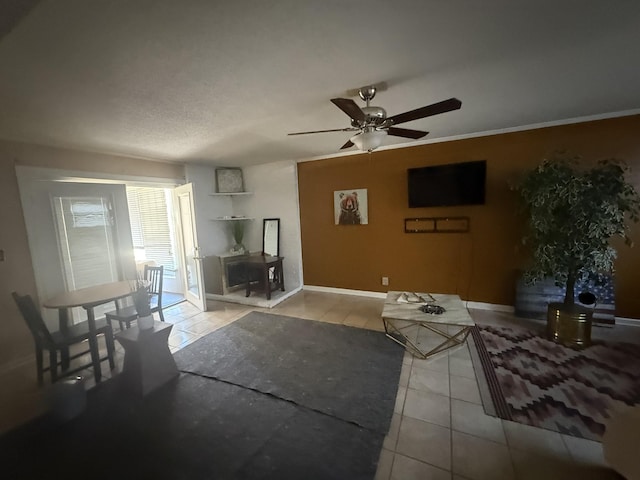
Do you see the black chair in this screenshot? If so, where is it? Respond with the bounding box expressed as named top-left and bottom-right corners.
top-left (12, 292), bottom-right (115, 386)
top-left (106, 265), bottom-right (165, 330)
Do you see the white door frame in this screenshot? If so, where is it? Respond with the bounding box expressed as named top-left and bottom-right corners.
top-left (173, 183), bottom-right (207, 312)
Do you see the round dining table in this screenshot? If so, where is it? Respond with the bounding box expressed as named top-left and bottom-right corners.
top-left (43, 280), bottom-right (136, 381)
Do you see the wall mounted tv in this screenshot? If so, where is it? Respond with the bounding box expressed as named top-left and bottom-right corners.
top-left (408, 160), bottom-right (486, 208)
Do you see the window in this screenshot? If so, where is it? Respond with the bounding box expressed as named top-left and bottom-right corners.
top-left (53, 196), bottom-right (119, 289)
top-left (126, 187), bottom-right (177, 279)
top-left (53, 195), bottom-right (120, 322)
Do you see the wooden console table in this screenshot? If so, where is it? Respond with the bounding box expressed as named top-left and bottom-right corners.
top-left (115, 321), bottom-right (179, 396)
top-left (244, 255), bottom-right (285, 300)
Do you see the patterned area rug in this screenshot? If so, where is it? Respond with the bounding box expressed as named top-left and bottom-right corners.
top-left (471, 324), bottom-right (640, 441)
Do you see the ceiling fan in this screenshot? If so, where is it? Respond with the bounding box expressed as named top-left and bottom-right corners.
top-left (288, 85), bottom-right (462, 152)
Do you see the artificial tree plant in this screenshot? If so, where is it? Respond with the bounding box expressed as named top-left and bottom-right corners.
top-left (230, 219), bottom-right (249, 254)
top-left (516, 153), bottom-right (640, 306)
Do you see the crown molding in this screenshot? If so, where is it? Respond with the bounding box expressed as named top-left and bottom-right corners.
top-left (297, 109), bottom-right (640, 164)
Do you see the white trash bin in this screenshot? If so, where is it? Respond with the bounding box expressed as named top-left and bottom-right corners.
top-left (48, 376), bottom-right (87, 422)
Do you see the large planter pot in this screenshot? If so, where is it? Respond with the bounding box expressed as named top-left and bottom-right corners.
top-left (546, 302), bottom-right (593, 348)
top-left (515, 274), bottom-right (616, 325)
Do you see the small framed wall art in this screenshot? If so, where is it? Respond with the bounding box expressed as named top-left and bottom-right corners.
top-left (334, 188), bottom-right (368, 225)
top-left (215, 167), bottom-right (245, 193)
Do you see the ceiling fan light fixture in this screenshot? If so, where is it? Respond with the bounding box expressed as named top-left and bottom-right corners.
top-left (288, 90), bottom-right (460, 151)
top-left (351, 129), bottom-right (387, 152)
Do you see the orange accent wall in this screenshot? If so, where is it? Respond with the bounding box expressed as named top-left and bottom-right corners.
top-left (297, 115), bottom-right (640, 318)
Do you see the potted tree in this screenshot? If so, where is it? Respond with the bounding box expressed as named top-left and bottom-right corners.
top-left (515, 152), bottom-right (640, 347)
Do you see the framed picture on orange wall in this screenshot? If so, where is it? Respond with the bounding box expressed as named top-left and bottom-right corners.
top-left (334, 188), bottom-right (368, 225)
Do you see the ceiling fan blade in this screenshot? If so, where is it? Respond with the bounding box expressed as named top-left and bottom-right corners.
top-left (330, 98), bottom-right (366, 122)
top-left (340, 140), bottom-right (355, 149)
top-left (387, 127), bottom-right (429, 139)
top-left (387, 98), bottom-right (462, 126)
top-left (288, 127), bottom-right (358, 136)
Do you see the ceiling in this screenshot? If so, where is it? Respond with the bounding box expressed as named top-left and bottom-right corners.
top-left (1, 1), bottom-right (640, 167)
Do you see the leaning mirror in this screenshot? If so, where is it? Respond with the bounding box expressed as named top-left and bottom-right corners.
top-left (262, 218), bottom-right (280, 257)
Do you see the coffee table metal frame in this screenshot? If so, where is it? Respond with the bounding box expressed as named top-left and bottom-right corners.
top-left (382, 292), bottom-right (474, 359)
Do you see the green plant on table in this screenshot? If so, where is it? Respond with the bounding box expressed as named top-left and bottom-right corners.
top-left (515, 152), bottom-right (640, 306)
top-left (229, 219), bottom-right (249, 254)
top-left (232, 220), bottom-right (245, 245)
top-left (130, 280), bottom-right (151, 317)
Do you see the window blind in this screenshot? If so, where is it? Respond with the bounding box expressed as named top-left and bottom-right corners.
top-left (126, 187), bottom-right (177, 277)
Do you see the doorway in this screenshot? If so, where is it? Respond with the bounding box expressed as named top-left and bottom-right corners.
top-left (17, 177), bottom-right (136, 327)
top-left (173, 183), bottom-right (207, 312)
top-left (125, 182), bottom-right (206, 312)
top-left (17, 167), bottom-right (207, 326)
top-left (125, 186), bottom-right (185, 308)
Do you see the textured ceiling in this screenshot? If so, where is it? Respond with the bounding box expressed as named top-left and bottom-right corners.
top-left (1, 0), bottom-right (639, 166)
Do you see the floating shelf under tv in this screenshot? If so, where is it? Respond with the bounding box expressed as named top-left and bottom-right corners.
top-left (404, 216), bottom-right (469, 233)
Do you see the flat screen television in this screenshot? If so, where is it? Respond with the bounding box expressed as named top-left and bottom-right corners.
top-left (408, 160), bottom-right (486, 208)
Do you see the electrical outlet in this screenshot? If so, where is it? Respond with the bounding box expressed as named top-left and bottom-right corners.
top-left (381, 276), bottom-right (389, 286)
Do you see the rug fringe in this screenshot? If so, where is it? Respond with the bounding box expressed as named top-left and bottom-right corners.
top-left (470, 326), bottom-right (513, 420)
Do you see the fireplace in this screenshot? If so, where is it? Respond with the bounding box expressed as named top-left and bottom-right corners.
top-left (203, 254), bottom-right (260, 295)
top-left (225, 259), bottom-right (247, 291)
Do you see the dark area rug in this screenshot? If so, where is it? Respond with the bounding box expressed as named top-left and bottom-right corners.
top-left (0, 312), bottom-right (403, 479)
top-left (174, 311), bottom-right (403, 432)
top-left (471, 324), bottom-right (640, 441)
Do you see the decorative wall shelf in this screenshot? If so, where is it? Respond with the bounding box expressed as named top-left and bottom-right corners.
top-left (404, 216), bottom-right (469, 233)
top-left (210, 191), bottom-right (253, 222)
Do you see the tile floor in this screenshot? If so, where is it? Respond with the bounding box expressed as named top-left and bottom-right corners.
top-left (1, 290), bottom-right (636, 479)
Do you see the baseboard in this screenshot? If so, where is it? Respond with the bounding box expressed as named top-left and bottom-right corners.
top-left (239, 285), bottom-right (640, 325)
top-left (303, 285), bottom-right (387, 299)
top-left (615, 317), bottom-right (640, 327)
top-left (303, 286), bottom-right (521, 310)
top-left (0, 354), bottom-right (34, 377)
top-left (465, 301), bottom-right (515, 313)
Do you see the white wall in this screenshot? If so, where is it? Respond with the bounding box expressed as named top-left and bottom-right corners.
top-left (186, 161), bottom-right (303, 292)
top-left (242, 160), bottom-right (304, 291)
top-left (184, 163), bottom-right (232, 256)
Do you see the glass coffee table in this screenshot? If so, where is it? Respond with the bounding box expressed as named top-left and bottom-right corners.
top-left (381, 291), bottom-right (475, 359)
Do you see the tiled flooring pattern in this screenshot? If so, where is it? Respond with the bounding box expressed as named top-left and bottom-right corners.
top-left (2, 290), bottom-right (636, 479)
top-left (374, 307), bottom-right (635, 480)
